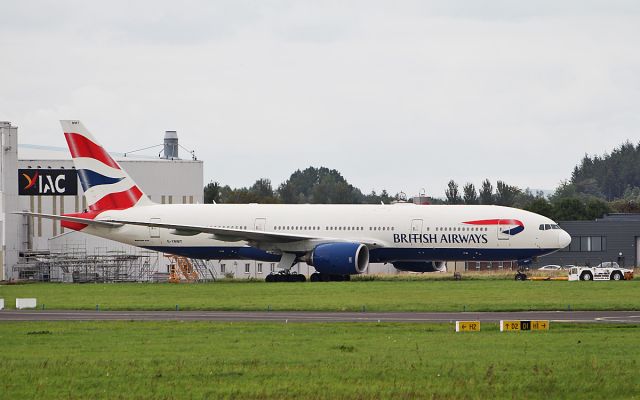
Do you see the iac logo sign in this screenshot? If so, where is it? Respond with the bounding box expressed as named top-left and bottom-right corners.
top-left (18, 169), bottom-right (78, 196)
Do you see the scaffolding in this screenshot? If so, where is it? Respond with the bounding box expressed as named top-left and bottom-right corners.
top-left (13, 244), bottom-right (161, 283)
top-left (12, 244), bottom-right (217, 283)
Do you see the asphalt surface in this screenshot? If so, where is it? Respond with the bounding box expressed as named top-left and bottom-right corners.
top-left (0, 310), bottom-right (638, 323)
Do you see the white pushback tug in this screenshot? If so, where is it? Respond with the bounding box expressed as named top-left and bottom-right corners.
top-left (568, 262), bottom-right (634, 281)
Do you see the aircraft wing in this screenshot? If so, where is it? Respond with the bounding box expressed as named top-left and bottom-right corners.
top-left (14, 212), bottom-right (123, 228)
top-left (15, 212), bottom-right (384, 247)
top-left (105, 218), bottom-right (316, 243)
top-left (106, 219), bottom-right (385, 247)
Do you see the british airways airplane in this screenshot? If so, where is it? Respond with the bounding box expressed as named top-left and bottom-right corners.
top-left (21, 121), bottom-right (571, 282)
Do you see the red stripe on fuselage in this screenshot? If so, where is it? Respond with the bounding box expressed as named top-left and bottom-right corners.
top-left (89, 185), bottom-right (143, 211)
top-left (463, 219), bottom-right (523, 227)
top-left (64, 132), bottom-right (121, 170)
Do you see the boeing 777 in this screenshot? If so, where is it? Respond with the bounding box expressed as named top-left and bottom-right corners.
top-left (19, 121), bottom-right (571, 281)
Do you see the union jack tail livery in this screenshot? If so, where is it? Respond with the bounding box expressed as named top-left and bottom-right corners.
top-left (60, 120), bottom-right (153, 230)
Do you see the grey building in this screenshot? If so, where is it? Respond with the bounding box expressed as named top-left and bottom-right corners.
top-left (0, 121), bottom-right (204, 281)
top-left (533, 214), bottom-right (640, 268)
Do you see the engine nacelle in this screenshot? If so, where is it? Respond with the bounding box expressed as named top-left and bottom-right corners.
top-left (310, 242), bottom-right (369, 275)
top-left (393, 261), bottom-right (446, 273)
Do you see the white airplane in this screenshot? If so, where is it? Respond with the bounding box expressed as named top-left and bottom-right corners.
top-left (20, 120), bottom-right (571, 281)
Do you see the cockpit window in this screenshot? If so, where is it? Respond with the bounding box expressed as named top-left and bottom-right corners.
top-left (544, 224), bottom-right (551, 230)
top-left (551, 224), bottom-right (560, 229)
top-left (539, 224), bottom-right (545, 230)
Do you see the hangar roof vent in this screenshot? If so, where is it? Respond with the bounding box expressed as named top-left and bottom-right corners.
top-left (163, 130), bottom-right (179, 159)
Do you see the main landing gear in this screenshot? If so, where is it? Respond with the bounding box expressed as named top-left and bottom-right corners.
top-left (515, 271), bottom-right (528, 281)
top-left (265, 270), bottom-right (306, 282)
top-left (309, 273), bottom-right (351, 282)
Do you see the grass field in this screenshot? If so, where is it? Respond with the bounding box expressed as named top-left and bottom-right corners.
top-left (0, 321), bottom-right (638, 399)
top-left (1, 280), bottom-right (639, 312)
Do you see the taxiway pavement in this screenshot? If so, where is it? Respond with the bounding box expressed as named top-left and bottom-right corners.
top-left (0, 310), bottom-right (638, 323)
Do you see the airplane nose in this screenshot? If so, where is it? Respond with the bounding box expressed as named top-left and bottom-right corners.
top-left (559, 230), bottom-right (571, 248)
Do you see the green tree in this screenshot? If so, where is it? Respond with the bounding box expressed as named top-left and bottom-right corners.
top-left (609, 199), bottom-right (640, 213)
top-left (479, 179), bottom-right (494, 205)
top-left (248, 178), bottom-right (279, 203)
top-left (554, 198), bottom-right (588, 221)
top-left (585, 198), bottom-right (610, 220)
top-left (211, 179), bottom-right (279, 204)
top-left (524, 197), bottom-right (554, 219)
top-left (203, 181), bottom-right (221, 204)
top-left (570, 140), bottom-right (640, 200)
top-left (462, 183), bottom-right (478, 204)
top-left (363, 189), bottom-right (395, 204)
top-left (277, 167), bottom-right (363, 204)
top-left (550, 181), bottom-right (580, 204)
top-left (445, 180), bottom-right (462, 204)
top-left (495, 181), bottom-right (520, 206)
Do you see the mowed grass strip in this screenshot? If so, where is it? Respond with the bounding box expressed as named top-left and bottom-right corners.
top-left (1, 280), bottom-right (639, 311)
top-left (0, 321), bottom-right (638, 399)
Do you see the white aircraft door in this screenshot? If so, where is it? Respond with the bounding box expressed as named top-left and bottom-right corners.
top-left (149, 218), bottom-right (161, 239)
top-left (497, 220), bottom-right (510, 241)
top-left (254, 218), bottom-right (266, 231)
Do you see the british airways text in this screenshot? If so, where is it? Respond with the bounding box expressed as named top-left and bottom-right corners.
top-left (393, 233), bottom-right (488, 244)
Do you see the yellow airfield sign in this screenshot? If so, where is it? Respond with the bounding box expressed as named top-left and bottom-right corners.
top-left (500, 320), bottom-right (549, 332)
top-left (456, 321), bottom-right (481, 332)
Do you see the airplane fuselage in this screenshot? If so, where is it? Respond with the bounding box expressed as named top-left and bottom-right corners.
top-left (81, 203), bottom-right (570, 265)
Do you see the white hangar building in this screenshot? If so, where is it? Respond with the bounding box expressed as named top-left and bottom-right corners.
top-left (0, 121), bottom-right (203, 281)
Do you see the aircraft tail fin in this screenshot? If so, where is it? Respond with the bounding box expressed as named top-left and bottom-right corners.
top-left (60, 120), bottom-right (154, 211)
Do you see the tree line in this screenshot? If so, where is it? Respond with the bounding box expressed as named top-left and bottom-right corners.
top-left (204, 167), bottom-right (397, 205)
top-left (205, 139), bottom-right (640, 221)
top-left (570, 141), bottom-right (640, 201)
top-left (442, 178), bottom-right (610, 221)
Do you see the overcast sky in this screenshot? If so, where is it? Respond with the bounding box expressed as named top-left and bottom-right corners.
top-left (1, 1), bottom-right (639, 198)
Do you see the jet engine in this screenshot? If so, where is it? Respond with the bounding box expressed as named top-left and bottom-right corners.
top-left (309, 242), bottom-right (369, 275)
top-left (392, 261), bottom-right (446, 273)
